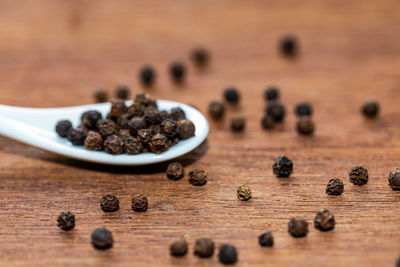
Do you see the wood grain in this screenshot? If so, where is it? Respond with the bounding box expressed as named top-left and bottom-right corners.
top-left (0, 0), bottom-right (400, 266)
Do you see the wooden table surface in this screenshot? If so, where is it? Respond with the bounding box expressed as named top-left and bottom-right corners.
top-left (1, 0), bottom-right (400, 266)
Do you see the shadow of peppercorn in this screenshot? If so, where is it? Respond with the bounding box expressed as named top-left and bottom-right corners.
top-left (0, 137), bottom-right (208, 175)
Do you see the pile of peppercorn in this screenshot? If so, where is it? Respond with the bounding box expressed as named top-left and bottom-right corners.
top-left (55, 93), bottom-right (195, 155)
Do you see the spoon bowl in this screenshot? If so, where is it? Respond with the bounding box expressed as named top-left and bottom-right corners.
top-left (0, 100), bottom-right (209, 165)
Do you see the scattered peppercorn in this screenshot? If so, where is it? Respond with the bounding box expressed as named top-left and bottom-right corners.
top-left (266, 100), bottom-right (286, 122)
top-left (67, 127), bottom-right (86, 146)
top-left (314, 210), bottom-right (335, 231)
top-left (349, 166), bottom-right (368, 186)
top-left (273, 156), bottom-right (293, 178)
top-left (115, 85), bottom-right (130, 100)
top-left (230, 117), bottom-right (246, 132)
top-left (295, 102), bottom-right (313, 117)
top-left (264, 87), bottom-right (280, 101)
top-left (288, 217), bottom-right (308, 238)
top-left (104, 135), bottom-right (123, 155)
top-left (131, 194), bottom-right (148, 212)
top-left (194, 238), bottom-right (215, 258)
top-left (84, 131), bottom-right (104, 151)
top-left (91, 227), bottom-right (113, 250)
top-left (169, 61), bottom-right (186, 83)
top-left (191, 48), bottom-right (210, 67)
top-left (237, 184), bottom-right (252, 201)
top-left (261, 114), bottom-right (275, 130)
top-left (361, 101), bottom-right (379, 118)
top-left (258, 231), bottom-right (274, 247)
top-left (296, 117), bottom-right (315, 135)
top-left (139, 66), bottom-right (155, 87)
top-left (208, 101), bottom-right (225, 119)
top-left (166, 162), bottom-right (184, 181)
top-left (55, 120), bottom-right (72, 137)
top-left (279, 34), bottom-right (298, 57)
top-left (189, 168), bottom-right (207, 186)
top-left (57, 211), bottom-right (75, 231)
top-left (94, 89), bottom-right (108, 103)
top-left (388, 168), bottom-right (400, 190)
top-left (223, 87), bottom-right (240, 104)
top-left (326, 178), bottom-right (344, 196)
top-left (170, 238), bottom-right (188, 257)
top-left (100, 194), bottom-right (120, 212)
top-left (218, 244), bottom-right (238, 265)
top-left (177, 119), bottom-right (195, 139)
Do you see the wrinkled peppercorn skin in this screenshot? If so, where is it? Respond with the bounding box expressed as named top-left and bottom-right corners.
top-left (57, 212), bottom-right (75, 231)
top-left (258, 231), bottom-right (274, 247)
top-left (100, 194), bottom-right (120, 212)
top-left (98, 119), bottom-right (119, 137)
top-left (288, 217), bottom-right (308, 238)
top-left (218, 244), bottom-right (238, 265)
top-left (189, 169), bottom-right (207, 186)
top-left (166, 162), bottom-right (184, 181)
top-left (177, 119), bottom-right (195, 139)
top-left (123, 136), bottom-right (142, 154)
top-left (314, 210), bottom-right (335, 231)
top-left (161, 119), bottom-right (178, 138)
top-left (104, 135), bottom-right (123, 155)
top-left (237, 184), bottom-right (252, 201)
top-left (91, 227), bottom-right (113, 250)
top-left (194, 238), bottom-right (215, 258)
top-left (81, 110), bottom-right (102, 129)
top-left (388, 168), bottom-right (400, 190)
top-left (326, 178), bottom-right (344, 195)
top-left (273, 156), bottom-right (293, 178)
top-left (85, 131), bottom-right (104, 151)
top-left (110, 99), bottom-right (126, 118)
top-left (67, 128), bottom-right (86, 146)
top-left (170, 239), bottom-right (188, 257)
top-left (55, 120), bottom-right (72, 137)
top-left (349, 166), bottom-right (368, 186)
top-left (131, 194), bottom-right (148, 212)
top-left (149, 133), bottom-right (169, 154)
top-left (169, 107), bottom-right (186, 121)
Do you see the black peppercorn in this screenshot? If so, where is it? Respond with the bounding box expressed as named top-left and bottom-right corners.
top-left (295, 102), bottom-right (313, 117)
top-left (57, 211), bottom-right (75, 231)
top-left (266, 100), bottom-right (286, 123)
top-left (128, 117), bottom-right (146, 136)
top-left (131, 194), bottom-right (148, 212)
top-left (81, 110), bottom-right (102, 130)
top-left (264, 87), bottom-right (280, 101)
top-left (314, 210), bottom-right (335, 231)
top-left (230, 117), bottom-right (246, 132)
top-left (115, 85), bottom-right (130, 100)
top-left (123, 136), bottom-right (142, 154)
top-left (191, 48), bottom-right (210, 67)
top-left (194, 238), bottom-right (215, 258)
top-left (110, 99), bottom-right (126, 118)
top-left (223, 87), bottom-right (240, 104)
top-left (296, 117), bottom-right (315, 135)
top-left (218, 244), bottom-right (238, 265)
top-left (170, 238), bottom-right (188, 257)
top-left (237, 184), bottom-right (251, 201)
top-left (144, 107), bottom-right (162, 124)
top-left (67, 127), bottom-right (86, 146)
top-left (261, 114), bottom-right (275, 130)
top-left (91, 227), bottom-right (113, 250)
top-left (161, 119), bottom-right (178, 138)
top-left (349, 166), bottom-right (368, 186)
top-left (258, 231), bottom-right (274, 247)
top-left (55, 120), bottom-right (72, 137)
top-left (326, 178), bottom-right (344, 196)
top-left (104, 134), bottom-right (123, 155)
top-left (361, 101), bottom-right (379, 118)
top-left (137, 129), bottom-right (153, 151)
top-left (85, 131), bottom-right (104, 151)
top-left (139, 65), bottom-right (155, 87)
top-left (169, 61), bottom-right (186, 83)
top-left (189, 168), bottom-right (207, 186)
top-left (169, 107), bottom-right (186, 121)
top-left (388, 168), bottom-right (400, 190)
top-left (97, 119), bottom-right (119, 136)
top-left (177, 119), bottom-right (195, 139)
top-left (273, 156), bottom-right (293, 178)
top-left (149, 133), bottom-right (169, 154)
top-left (208, 101), bottom-right (225, 119)
top-left (100, 194), bottom-right (120, 212)
top-left (94, 89), bottom-right (108, 103)
top-left (166, 162), bottom-right (184, 181)
top-left (279, 34), bottom-right (298, 57)
top-left (288, 217), bottom-right (308, 238)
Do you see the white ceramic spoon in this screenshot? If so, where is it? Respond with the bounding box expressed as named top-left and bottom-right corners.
top-left (0, 100), bottom-right (209, 165)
